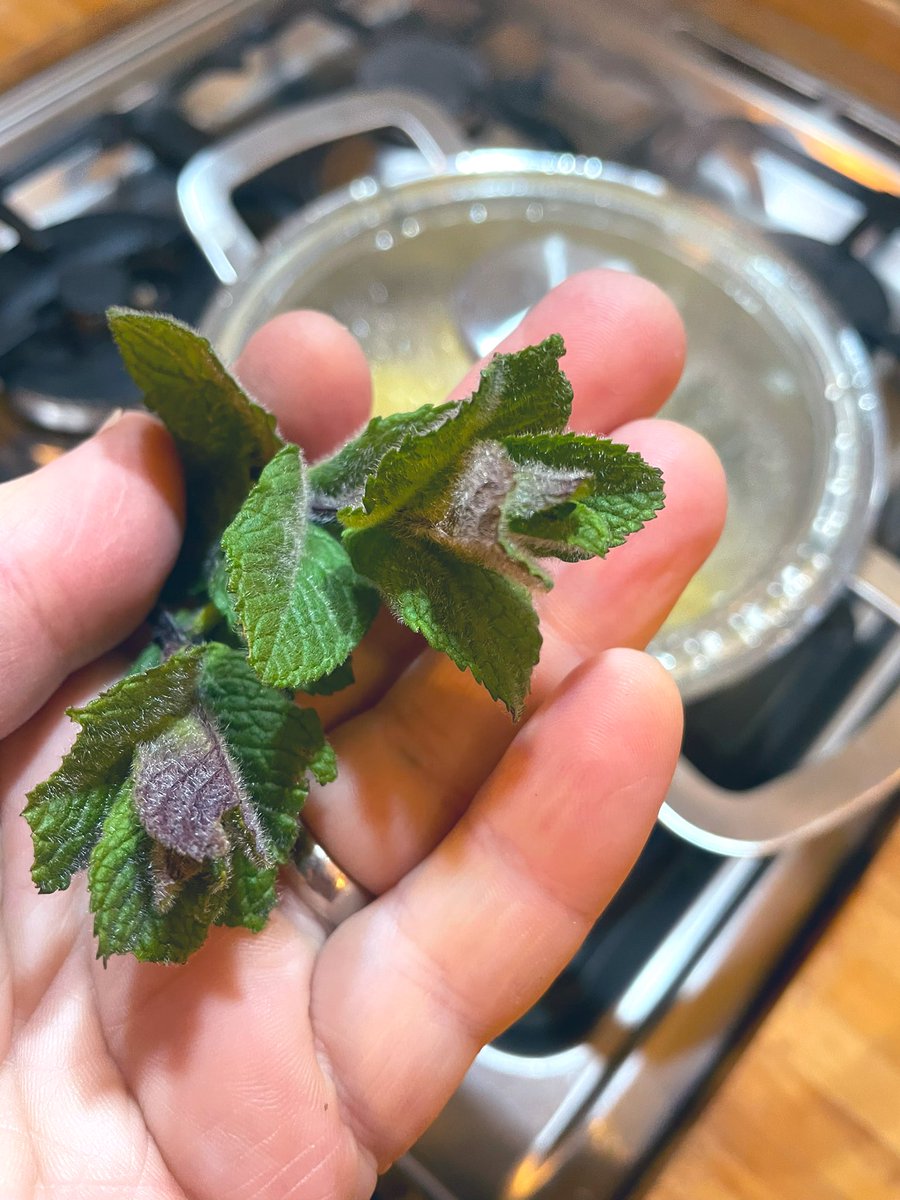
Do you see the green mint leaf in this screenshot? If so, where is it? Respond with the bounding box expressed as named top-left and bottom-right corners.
top-left (82, 644), bottom-right (333, 960)
top-left (199, 643), bottom-right (335, 858)
top-left (23, 647), bottom-right (203, 892)
top-left (308, 336), bottom-right (570, 520)
top-left (329, 337), bottom-right (662, 713)
top-left (468, 333), bottom-right (572, 439)
top-left (222, 444), bottom-right (378, 690)
top-left (214, 830), bottom-right (278, 932)
top-left (88, 778), bottom-right (228, 964)
top-left (108, 309), bottom-right (282, 589)
top-left (346, 526), bottom-right (540, 718)
top-left (503, 432), bottom-right (665, 560)
top-left (308, 401), bottom-right (461, 514)
top-left (342, 402), bottom-right (483, 530)
top-left (26, 325), bottom-right (667, 964)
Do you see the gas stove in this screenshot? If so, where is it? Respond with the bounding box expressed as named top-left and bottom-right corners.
top-left (1, 3), bottom-right (899, 1198)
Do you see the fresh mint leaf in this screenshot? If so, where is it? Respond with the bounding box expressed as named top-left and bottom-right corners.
top-left (108, 309), bottom-right (282, 590)
top-left (503, 432), bottom-right (665, 560)
top-left (214, 828), bottom-right (279, 932)
top-left (342, 401), bottom-right (483, 530)
top-left (308, 336), bottom-right (570, 522)
top-left (330, 338), bottom-right (664, 713)
top-left (199, 643), bottom-right (335, 857)
top-left (309, 401), bottom-right (460, 515)
top-left (468, 333), bottom-right (572, 439)
top-left (346, 525), bottom-right (540, 718)
top-left (88, 778), bottom-right (229, 964)
top-left (23, 648), bottom-right (203, 892)
top-left (133, 708), bottom-right (266, 863)
top-left (26, 636), bottom-right (333, 961)
top-left (222, 444), bottom-right (378, 690)
top-left (26, 318), bottom-right (668, 964)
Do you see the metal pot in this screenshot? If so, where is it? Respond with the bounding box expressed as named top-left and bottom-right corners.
top-left (178, 89), bottom-right (900, 854)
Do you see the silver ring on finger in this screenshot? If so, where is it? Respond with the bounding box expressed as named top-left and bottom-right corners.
top-left (292, 829), bottom-right (370, 932)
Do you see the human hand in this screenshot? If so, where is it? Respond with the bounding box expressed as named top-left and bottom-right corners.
top-left (0, 271), bottom-right (725, 1199)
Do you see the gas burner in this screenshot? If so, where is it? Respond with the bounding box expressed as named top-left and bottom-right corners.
top-left (774, 233), bottom-right (895, 351)
top-left (0, 212), bottom-right (213, 434)
top-left (636, 113), bottom-right (900, 353)
top-left (357, 33), bottom-right (489, 118)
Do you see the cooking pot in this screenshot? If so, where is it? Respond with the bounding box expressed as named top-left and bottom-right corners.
top-left (177, 90), bottom-right (900, 855)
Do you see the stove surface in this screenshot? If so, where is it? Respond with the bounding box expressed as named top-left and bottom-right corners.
top-left (0, 3), bottom-right (898, 1198)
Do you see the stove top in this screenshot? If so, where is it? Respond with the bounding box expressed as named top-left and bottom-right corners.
top-left (1, 3), bottom-right (898, 1198)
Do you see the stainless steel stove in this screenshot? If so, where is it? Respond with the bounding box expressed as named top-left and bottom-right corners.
top-left (1, 3), bottom-right (899, 1198)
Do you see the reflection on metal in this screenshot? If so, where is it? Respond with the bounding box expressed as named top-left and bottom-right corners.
top-left (3, 142), bottom-right (155, 229)
top-left (179, 14), bottom-right (355, 133)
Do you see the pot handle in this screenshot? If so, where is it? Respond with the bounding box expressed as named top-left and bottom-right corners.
top-left (177, 88), bottom-right (467, 285)
top-left (661, 544), bottom-right (900, 856)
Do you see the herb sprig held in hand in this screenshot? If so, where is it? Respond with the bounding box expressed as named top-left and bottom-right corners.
top-left (23, 310), bottom-right (665, 965)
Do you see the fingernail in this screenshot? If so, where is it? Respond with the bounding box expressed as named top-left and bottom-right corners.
top-left (96, 407), bottom-right (125, 434)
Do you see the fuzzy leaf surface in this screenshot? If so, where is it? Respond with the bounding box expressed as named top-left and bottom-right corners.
top-left (308, 401), bottom-right (460, 514)
top-left (503, 432), bottom-right (665, 560)
top-left (133, 709), bottom-right (261, 863)
top-left (85, 645), bottom-right (333, 959)
top-left (222, 444), bottom-right (378, 689)
top-left (215, 840), bottom-right (279, 933)
top-left (340, 336), bottom-right (572, 531)
top-left (199, 643), bottom-right (335, 860)
top-left (346, 526), bottom-right (540, 717)
top-left (23, 648), bottom-right (203, 892)
top-left (468, 333), bottom-right (572, 439)
top-left (88, 779), bottom-right (228, 964)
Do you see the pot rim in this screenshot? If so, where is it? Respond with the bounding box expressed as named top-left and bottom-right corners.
top-left (197, 147), bottom-right (888, 703)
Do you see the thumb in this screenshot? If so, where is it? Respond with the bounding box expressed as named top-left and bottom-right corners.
top-left (0, 413), bottom-right (184, 738)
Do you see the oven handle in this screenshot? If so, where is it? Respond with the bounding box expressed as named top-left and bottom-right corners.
top-left (176, 88), bottom-right (467, 286)
top-left (661, 544), bottom-right (900, 857)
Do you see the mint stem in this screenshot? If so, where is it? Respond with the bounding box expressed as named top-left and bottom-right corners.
top-left (150, 608), bottom-right (189, 657)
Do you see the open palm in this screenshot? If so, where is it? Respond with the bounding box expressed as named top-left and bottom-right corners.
top-left (0, 272), bottom-right (725, 1200)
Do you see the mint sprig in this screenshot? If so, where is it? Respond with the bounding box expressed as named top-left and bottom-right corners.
top-left (25, 643), bottom-right (331, 963)
top-left (23, 311), bottom-right (664, 963)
